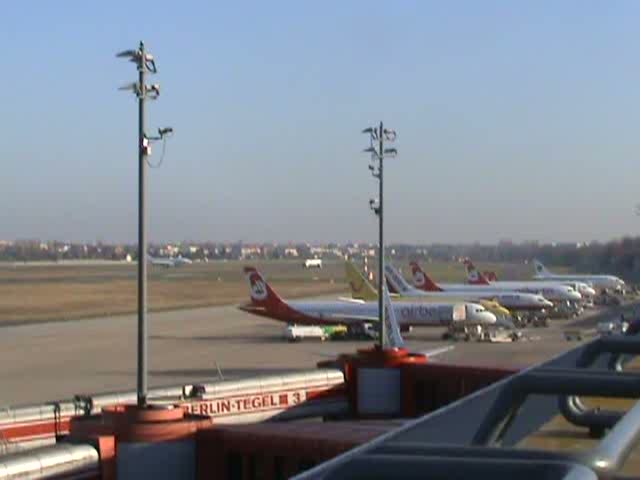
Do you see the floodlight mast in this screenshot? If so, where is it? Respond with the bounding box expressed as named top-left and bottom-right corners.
top-left (362, 122), bottom-right (397, 349)
top-left (116, 41), bottom-right (162, 407)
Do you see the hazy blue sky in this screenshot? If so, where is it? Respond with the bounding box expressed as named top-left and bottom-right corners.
top-left (1, 1), bottom-right (639, 244)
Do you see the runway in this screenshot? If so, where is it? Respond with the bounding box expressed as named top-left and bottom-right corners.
top-left (0, 302), bottom-right (631, 406)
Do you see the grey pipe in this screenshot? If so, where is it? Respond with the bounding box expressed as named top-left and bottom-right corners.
top-left (0, 443), bottom-right (98, 479)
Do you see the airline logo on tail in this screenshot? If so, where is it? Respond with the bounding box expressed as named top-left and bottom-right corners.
top-left (464, 259), bottom-right (490, 285)
top-left (412, 269), bottom-right (426, 287)
top-left (249, 274), bottom-right (268, 301)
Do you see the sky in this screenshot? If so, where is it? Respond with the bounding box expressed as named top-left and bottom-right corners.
top-left (1, 1), bottom-right (639, 245)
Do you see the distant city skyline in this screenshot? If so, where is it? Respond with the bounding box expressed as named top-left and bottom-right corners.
top-left (1, 2), bottom-right (639, 244)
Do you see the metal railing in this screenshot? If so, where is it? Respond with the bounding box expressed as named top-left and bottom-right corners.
top-left (293, 336), bottom-right (640, 480)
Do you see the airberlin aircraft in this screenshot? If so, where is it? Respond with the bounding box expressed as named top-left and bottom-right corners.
top-left (532, 259), bottom-right (624, 293)
top-left (383, 264), bottom-right (553, 312)
top-left (237, 267), bottom-right (497, 329)
top-left (464, 260), bottom-right (596, 298)
top-left (409, 262), bottom-right (581, 303)
top-left (344, 261), bottom-right (513, 320)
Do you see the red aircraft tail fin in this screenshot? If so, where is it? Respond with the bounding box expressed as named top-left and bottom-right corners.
top-left (409, 262), bottom-right (444, 292)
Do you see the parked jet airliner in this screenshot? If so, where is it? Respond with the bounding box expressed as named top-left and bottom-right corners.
top-left (463, 260), bottom-right (596, 298)
top-left (238, 267), bottom-right (497, 329)
top-left (533, 259), bottom-right (625, 292)
top-left (344, 261), bottom-right (513, 323)
top-left (409, 262), bottom-right (581, 303)
top-left (383, 264), bottom-right (553, 312)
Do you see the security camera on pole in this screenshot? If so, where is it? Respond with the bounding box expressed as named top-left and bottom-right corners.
top-left (117, 42), bottom-right (173, 407)
top-left (362, 122), bottom-right (397, 349)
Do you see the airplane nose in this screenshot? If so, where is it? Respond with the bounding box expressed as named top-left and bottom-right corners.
top-left (485, 312), bottom-right (497, 324)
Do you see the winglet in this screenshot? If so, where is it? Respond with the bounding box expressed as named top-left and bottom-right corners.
top-left (409, 262), bottom-right (444, 292)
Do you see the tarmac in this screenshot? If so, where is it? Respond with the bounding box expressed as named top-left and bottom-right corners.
top-left (0, 302), bottom-right (633, 406)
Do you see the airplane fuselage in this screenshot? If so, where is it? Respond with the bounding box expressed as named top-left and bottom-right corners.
top-left (534, 274), bottom-right (623, 291)
top-left (241, 299), bottom-right (496, 328)
top-left (435, 282), bottom-right (579, 303)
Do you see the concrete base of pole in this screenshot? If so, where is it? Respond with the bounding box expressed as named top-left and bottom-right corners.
top-left (70, 404), bottom-right (212, 480)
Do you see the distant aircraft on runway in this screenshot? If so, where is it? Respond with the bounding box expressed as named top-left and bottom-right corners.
top-left (238, 267), bottom-right (497, 330)
top-left (532, 259), bottom-right (625, 292)
top-left (147, 255), bottom-right (193, 268)
top-left (464, 260), bottom-right (596, 298)
top-left (410, 262), bottom-right (580, 303)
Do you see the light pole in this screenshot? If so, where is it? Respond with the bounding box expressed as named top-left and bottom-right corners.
top-left (117, 42), bottom-right (172, 407)
top-left (362, 122), bottom-right (397, 349)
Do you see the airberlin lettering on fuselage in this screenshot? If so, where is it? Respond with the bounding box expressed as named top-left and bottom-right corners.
top-left (398, 304), bottom-right (449, 324)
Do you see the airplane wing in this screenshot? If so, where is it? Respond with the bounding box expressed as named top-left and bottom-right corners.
top-left (337, 297), bottom-right (367, 304)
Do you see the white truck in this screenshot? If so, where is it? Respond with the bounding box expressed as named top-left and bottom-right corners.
top-left (283, 323), bottom-right (378, 342)
top-left (284, 325), bottom-right (327, 342)
top-left (303, 258), bottom-right (323, 269)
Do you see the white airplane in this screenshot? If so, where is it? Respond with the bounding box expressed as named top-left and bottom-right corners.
top-left (147, 255), bottom-right (193, 268)
top-left (238, 267), bottom-right (497, 329)
top-left (384, 264), bottom-right (553, 313)
top-left (409, 262), bottom-right (581, 303)
top-left (533, 259), bottom-right (625, 292)
top-left (464, 260), bottom-right (596, 298)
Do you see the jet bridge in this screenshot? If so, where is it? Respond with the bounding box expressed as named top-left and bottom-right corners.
top-left (294, 336), bottom-right (640, 480)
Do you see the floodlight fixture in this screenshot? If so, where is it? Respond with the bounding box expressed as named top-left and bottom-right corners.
top-left (383, 129), bottom-right (397, 141)
top-left (116, 49), bottom-right (139, 59)
top-left (118, 82), bottom-right (138, 92)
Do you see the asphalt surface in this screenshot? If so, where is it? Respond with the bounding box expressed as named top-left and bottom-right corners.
top-left (0, 303), bottom-right (629, 406)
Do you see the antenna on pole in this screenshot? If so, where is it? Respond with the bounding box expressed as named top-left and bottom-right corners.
top-left (117, 41), bottom-right (173, 407)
